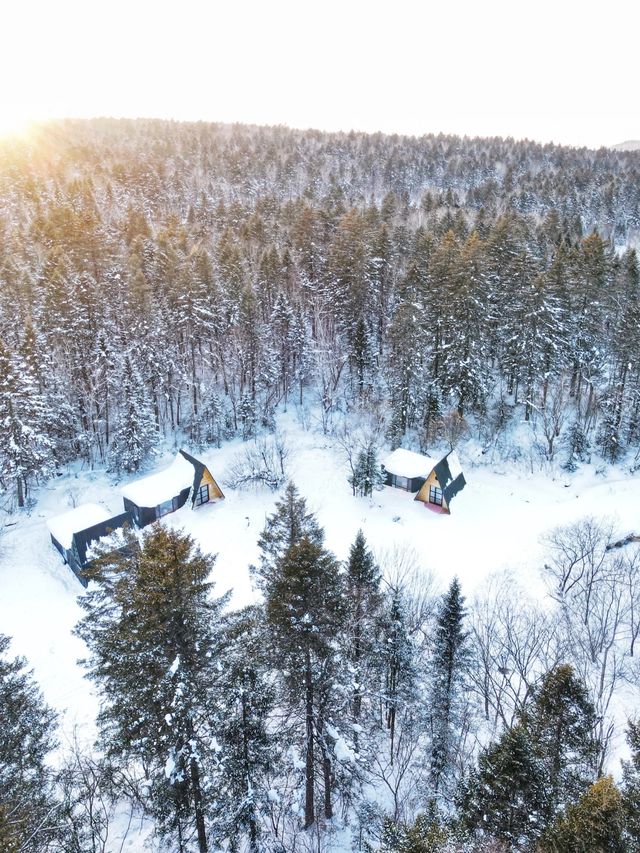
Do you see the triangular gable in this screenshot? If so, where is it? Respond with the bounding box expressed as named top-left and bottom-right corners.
top-left (414, 451), bottom-right (466, 509)
top-left (179, 449), bottom-right (225, 505)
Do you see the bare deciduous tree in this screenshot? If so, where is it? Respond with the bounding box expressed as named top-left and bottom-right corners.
top-left (470, 574), bottom-right (563, 729)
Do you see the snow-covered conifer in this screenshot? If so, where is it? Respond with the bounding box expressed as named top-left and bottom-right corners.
top-left (107, 355), bottom-right (158, 473)
top-left (428, 577), bottom-right (472, 801)
top-left (0, 634), bottom-right (62, 850)
top-left (0, 339), bottom-right (56, 507)
top-left (75, 527), bottom-right (230, 852)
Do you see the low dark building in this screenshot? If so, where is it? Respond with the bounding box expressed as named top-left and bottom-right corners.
top-left (48, 504), bottom-right (134, 585)
top-left (382, 448), bottom-right (435, 493)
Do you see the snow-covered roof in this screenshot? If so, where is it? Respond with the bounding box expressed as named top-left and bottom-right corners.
top-left (446, 451), bottom-right (463, 480)
top-left (121, 453), bottom-right (195, 507)
top-left (47, 504), bottom-right (111, 550)
top-left (383, 448), bottom-right (436, 479)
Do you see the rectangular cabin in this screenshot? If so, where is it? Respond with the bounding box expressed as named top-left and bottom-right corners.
top-left (382, 448), bottom-right (436, 493)
top-left (48, 504), bottom-right (134, 585)
top-left (121, 449), bottom-right (224, 528)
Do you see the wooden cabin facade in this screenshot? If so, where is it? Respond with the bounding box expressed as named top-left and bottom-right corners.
top-left (121, 449), bottom-right (224, 528)
top-left (414, 451), bottom-right (466, 514)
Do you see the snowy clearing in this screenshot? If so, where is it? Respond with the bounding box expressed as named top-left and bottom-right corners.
top-left (2, 410), bottom-right (640, 749)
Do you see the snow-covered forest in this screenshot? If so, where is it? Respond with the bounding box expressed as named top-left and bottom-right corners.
top-left (2, 119), bottom-right (640, 851)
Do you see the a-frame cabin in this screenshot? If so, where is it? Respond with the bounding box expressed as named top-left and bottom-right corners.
top-left (121, 449), bottom-right (224, 528)
top-left (414, 451), bottom-right (466, 514)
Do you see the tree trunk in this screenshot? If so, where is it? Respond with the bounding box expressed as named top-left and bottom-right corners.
top-left (304, 649), bottom-right (315, 829)
top-left (241, 689), bottom-right (259, 853)
top-left (190, 755), bottom-right (208, 853)
top-left (316, 714), bottom-right (333, 820)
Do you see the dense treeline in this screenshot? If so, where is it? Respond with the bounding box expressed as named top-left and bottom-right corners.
top-left (1, 119), bottom-right (640, 505)
top-left (2, 494), bottom-right (640, 850)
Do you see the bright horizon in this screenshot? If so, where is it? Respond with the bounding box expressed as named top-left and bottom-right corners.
top-left (1, 0), bottom-right (638, 150)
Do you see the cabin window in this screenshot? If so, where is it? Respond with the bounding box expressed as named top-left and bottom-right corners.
top-left (429, 485), bottom-right (443, 506)
top-left (195, 484), bottom-right (210, 506)
top-left (394, 475), bottom-right (410, 490)
top-left (157, 498), bottom-right (174, 517)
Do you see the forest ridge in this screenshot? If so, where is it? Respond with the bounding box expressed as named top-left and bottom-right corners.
top-left (1, 118), bottom-right (640, 492)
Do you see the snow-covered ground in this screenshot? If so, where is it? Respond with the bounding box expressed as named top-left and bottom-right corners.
top-left (1, 408), bottom-right (639, 843)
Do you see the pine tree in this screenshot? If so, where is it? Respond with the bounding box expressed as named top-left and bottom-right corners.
top-left (458, 723), bottom-right (549, 846)
top-left (380, 581), bottom-right (418, 766)
top-left (563, 419), bottom-right (591, 471)
top-left (75, 527), bottom-right (230, 853)
top-left (265, 536), bottom-right (346, 830)
top-left (237, 393), bottom-right (257, 441)
top-left (216, 607), bottom-right (275, 853)
top-left (344, 531), bottom-right (383, 747)
top-left (0, 339), bottom-right (56, 507)
top-left (428, 578), bottom-right (471, 800)
top-left (460, 664), bottom-right (597, 846)
top-left (538, 776), bottom-right (626, 853)
top-left (521, 664), bottom-right (597, 816)
top-left (252, 481), bottom-right (324, 597)
top-left (107, 355), bottom-right (158, 473)
top-left (0, 634), bottom-right (63, 852)
top-left (349, 441), bottom-right (385, 497)
top-left (190, 388), bottom-right (232, 449)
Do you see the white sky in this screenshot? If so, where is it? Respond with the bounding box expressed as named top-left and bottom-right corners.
top-left (1, 0), bottom-right (638, 148)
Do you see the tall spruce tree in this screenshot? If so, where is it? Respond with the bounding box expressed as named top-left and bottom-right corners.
top-left (0, 339), bottom-right (55, 507)
top-left (0, 634), bottom-right (62, 852)
top-left (216, 606), bottom-right (275, 853)
top-left (428, 577), bottom-right (471, 800)
top-left (75, 527), bottom-right (230, 853)
top-left (458, 723), bottom-right (549, 846)
top-left (252, 481), bottom-right (324, 597)
top-left (107, 354), bottom-right (158, 473)
top-left (379, 580), bottom-right (417, 766)
top-left (349, 442), bottom-right (385, 498)
top-left (344, 530), bottom-right (383, 749)
top-left (460, 663), bottom-right (596, 847)
top-left (265, 536), bottom-right (346, 830)
top-left (521, 663), bottom-right (597, 818)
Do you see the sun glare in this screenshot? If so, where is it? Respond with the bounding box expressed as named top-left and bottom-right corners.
top-left (0, 109), bottom-right (46, 142)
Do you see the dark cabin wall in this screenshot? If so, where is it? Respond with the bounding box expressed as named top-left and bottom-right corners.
top-left (124, 486), bottom-right (191, 529)
top-left (385, 472), bottom-right (426, 492)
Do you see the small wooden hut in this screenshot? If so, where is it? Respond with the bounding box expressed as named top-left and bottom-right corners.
top-left (121, 449), bottom-right (224, 528)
